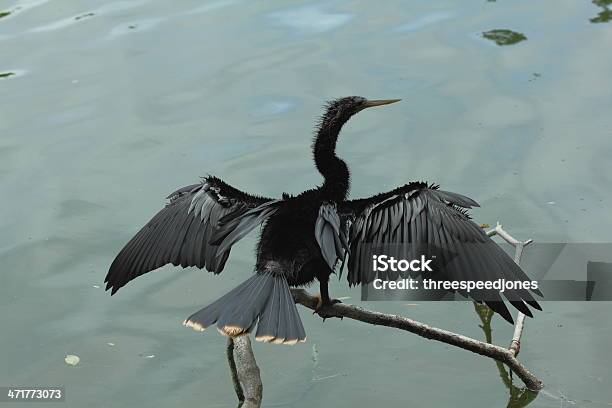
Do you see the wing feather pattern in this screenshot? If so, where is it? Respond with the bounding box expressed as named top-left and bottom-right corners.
top-left (339, 182), bottom-right (542, 323)
top-left (105, 176), bottom-right (274, 294)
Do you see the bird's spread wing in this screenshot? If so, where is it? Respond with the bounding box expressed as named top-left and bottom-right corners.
top-left (105, 176), bottom-right (274, 295)
top-left (339, 182), bottom-right (542, 323)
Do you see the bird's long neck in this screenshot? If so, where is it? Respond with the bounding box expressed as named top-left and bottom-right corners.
top-left (313, 117), bottom-right (350, 202)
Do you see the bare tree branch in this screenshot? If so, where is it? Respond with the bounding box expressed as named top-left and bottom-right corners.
top-left (290, 288), bottom-right (543, 390)
top-left (226, 338), bottom-right (245, 406)
top-left (225, 222), bottom-right (543, 407)
top-left (509, 313), bottom-right (526, 357)
top-left (486, 222), bottom-right (533, 357)
top-left (226, 336), bottom-right (262, 408)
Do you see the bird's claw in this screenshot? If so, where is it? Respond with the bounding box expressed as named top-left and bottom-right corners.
top-left (314, 298), bottom-right (342, 320)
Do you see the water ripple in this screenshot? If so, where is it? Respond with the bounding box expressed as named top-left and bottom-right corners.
top-left (268, 5), bottom-right (353, 34)
top-left (29, 0), bottom-right (148, 33)
top-left (394, 11), bottom-right (454, 32)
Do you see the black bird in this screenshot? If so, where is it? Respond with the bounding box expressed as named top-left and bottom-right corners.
top-left (105, 96), bottom-right (542, 344)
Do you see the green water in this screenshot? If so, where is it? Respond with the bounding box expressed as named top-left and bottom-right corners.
top-left (1, 1), bottom-right (612, 407)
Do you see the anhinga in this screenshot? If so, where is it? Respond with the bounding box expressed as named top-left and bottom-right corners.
top-left (105, 96), bottom-right (542, 344)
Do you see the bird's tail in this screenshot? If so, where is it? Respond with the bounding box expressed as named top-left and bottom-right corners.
top-left (183, 273), bottom-right (306, 345)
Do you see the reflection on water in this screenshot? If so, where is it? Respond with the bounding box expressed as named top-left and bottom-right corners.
top-left (28, 0), bottom-right (148, 33)
top-left (268, 5), bottom-right (353, 33)
top-left (474, 304), bottom-right (538, 408)
top-left (591, 0), bottom-right (612, 23)
top-left (394, 12), bottom-right (454, 32)
top-left (0, 72), bottom-right (15, 78)
top-left (482, 29), bottom-right (527, 46)
top-left (0, 10), bottom-right (11, 19)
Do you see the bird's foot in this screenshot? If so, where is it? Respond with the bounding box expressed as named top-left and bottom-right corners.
top-left (313, 295), bottom-right (343, 321)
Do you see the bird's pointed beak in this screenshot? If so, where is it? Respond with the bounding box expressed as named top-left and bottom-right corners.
top-left (362, 99), bottom-right (402, 109)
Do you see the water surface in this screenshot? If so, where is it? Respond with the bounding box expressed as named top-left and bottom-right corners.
top-left (1, 1), bottom-right (612, 407)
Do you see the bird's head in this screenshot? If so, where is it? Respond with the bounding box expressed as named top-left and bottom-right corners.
top-left (320, 96), bottom-right (401, 129)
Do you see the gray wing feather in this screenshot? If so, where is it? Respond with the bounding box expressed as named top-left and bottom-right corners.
top-left (105, 177), bottom-right (273, 295)
top-left (340, 183), bottom-right (541, 323)
top-left (315, 202), bottom-right (350, 271)
top-left (212, 200), bottom-right (281, 256)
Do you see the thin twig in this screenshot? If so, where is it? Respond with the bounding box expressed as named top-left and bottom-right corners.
top-left (486, 222), bottom-right (533, 357)
top-left (509, 313), bottom-right (526, 357)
